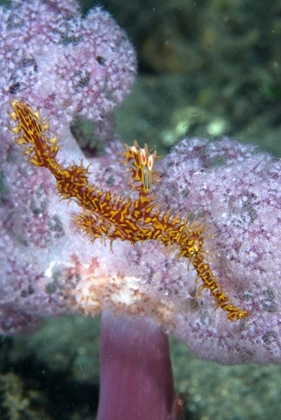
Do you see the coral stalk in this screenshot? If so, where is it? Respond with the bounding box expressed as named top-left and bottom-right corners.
top-left (97, 312), bottom-right (174, 420)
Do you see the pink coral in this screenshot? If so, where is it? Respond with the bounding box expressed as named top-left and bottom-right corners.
top-left (0, 0), bottom-right (136, 137)
top-left (159, 137), bottom-right (281, 364)
top-left (1, 0), bottom-right (281, 371)
top-left (0, 0), bottom-right (137, 332)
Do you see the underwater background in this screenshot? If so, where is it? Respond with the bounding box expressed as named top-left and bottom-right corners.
top-left (1, 0), bottom-right (281, 419)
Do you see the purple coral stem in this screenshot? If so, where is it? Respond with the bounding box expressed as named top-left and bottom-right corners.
top-left (97, 312), bottom-right (175, 420)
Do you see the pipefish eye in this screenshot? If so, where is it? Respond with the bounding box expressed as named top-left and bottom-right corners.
top-left (147, 154), bottom-right (154, 171)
